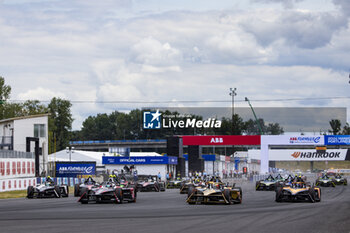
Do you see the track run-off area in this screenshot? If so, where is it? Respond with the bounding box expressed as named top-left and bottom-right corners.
top-left (0, 181), bottom-right (349, 233)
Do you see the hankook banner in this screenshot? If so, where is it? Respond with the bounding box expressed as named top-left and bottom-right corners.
top-left (249, 149), bottom-right (350, 161)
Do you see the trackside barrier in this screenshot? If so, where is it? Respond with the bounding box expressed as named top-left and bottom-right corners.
top-left (0, 178), bottom-right (36, 192)
top-left (36, 177), bottom-right (85, 187)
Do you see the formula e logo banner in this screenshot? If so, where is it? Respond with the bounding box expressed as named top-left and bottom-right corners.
top-left (55, 162), bottom-right (96, 177)
top-left (290, 136), bottom-right (321, 144)
top-left (325, 135), bottom-right (350, 145)
top-left (143, 110), bottom-right (161, 129)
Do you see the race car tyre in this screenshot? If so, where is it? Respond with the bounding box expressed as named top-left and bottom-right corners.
top-left (255, 181), bottom-right (260, 191)
top-left (54, 186), bottom-right (61, 198)
top-left (62, 185), bottom-right (69, 197)
top-left (223, 189), bottom-right (232, 205)
top-left (315, 188), bottom-right (321, 202)
top-left (187, 186), bottom-right (196, 198)
top-left (74, 184), bottom-right (80, 197)
top-left (275, 187), bottom-right (282, 202)
top-left (237, 187), bottom-right (243, 199)
top-left (27, 186), bottom-right (34, 198)
top-left (344, 179), bottom-right (347, 185)
top-left (309, 188), bottom-right (316, 203)
top-left (133, 190), bottom-right (137, 203)
top-left (115, 188), bottom-right (123, 204)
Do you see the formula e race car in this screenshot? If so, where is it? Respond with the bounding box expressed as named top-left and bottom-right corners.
top-left (78, 180), bottom-right (137, 204)
top-left (315, 175), bottom-right (336, 187)
top-left (186, 183), bottom-right (242, 205)
top-left (180, 178), bottom-right (206, 194)
top-left (166, 178), bottom-right (184, 189)
top-left (74, 178), bottom-right (100, 197)
top-left (27, 181), bottom-right (69, 198)
top-left (275, 181), bottom-right (321, 203)
top-left (256, 175), bottom-right (278, 191)
top-left (333, 174), bottom-right (347, 185)
top-left (137, 175), bottom-right (165, 192)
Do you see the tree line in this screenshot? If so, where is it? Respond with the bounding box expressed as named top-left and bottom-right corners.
top-left (70, 109), bottom-right (284, 141)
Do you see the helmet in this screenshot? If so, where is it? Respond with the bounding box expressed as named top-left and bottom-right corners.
top-left (47, 176), bottom-right (51, 179)
top-left (113, 175), bottom-right (117, 178)
top-left (109, 175), bottom-right (113, 178)
top-left (88, 175), bottom-right (92, 178)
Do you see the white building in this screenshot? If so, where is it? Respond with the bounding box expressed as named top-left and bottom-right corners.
top-left (0, 114), bottom-right (49, 173)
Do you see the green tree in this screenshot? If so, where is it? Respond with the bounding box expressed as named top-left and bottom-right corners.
top-left (342, 123), bottom-right (350, 135)
top-left (244, 118), bottom-right (266, 135)
top-left (266, 123), bottom-right (284, 135)
top-left (329, 119), bottom-right (341, 135)
top-left (48, 97), bottom-right (73, 151)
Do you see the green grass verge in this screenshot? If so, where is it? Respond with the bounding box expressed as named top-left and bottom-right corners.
top-left (0, 190), bottom-right (27, 199)
top-left (0, 186), bottom-right (75, 199)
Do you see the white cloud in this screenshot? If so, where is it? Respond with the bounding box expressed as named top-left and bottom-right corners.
top-left (1, 0), bottom-right (349, 130)
top-left (17, 87), bottom-right (66, 100)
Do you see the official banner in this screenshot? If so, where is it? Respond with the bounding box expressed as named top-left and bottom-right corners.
top-left (102, 156), bottom-right (178, 165)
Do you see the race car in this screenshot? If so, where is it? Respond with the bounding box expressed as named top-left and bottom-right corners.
top-left (27, 181), bottom-right (69, 198)
top-left (137, 175), bottom-right (165, 192)
top-left (186, 183), bottom-right (242, 205)
top-left (166, 178), bottom-right (185, 189)
top-left (333, 174), bottom-right (348, 185)
top-left (74, 176), bottom-right (100, 197)
top-left (180, 178), bottom-right (206, 194)
top-left (315, 175), bottom-right (336, 187)
top-left (78, 180), bottom-right (137, 204)
top-left (275, 181), bottom-right (321, 203)
top-left (255, 175), bottom-right (278, 191)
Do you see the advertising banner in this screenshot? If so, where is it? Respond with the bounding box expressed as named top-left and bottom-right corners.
top-left (325, 135), bottom-right (350, 145)
top-left (102, 156), bottom-right (178, 165)
top-left (249, 149), bottom-right (349, 161)
top-left (0, 158), bottom-right (35, 179)
top-left (55, 162), bottom-right (96, 177)
top-left (261, 135), bottom-right (324, 145)
top-left (182, 135), bottom-right (260, 146)
top-left (0, 178), bottom-right (36, 192)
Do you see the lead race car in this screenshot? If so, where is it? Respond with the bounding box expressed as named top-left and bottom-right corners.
top-left (275, 180), bottom-right (321, 203)
top-left (78, 177), bottom-right (137, 204)
top-left (27, 177), bottom-right (69, 198)
top-left (186, 182), bottom-right (242, 205)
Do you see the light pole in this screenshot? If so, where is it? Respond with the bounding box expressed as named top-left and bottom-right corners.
top-left (66, 146), bottom-right (75, 162)
top-left (245, 97), bottom-right (263, 135)
top-left (229, 88), bottom-right (237, 135)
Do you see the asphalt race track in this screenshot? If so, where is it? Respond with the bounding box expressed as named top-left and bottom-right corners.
top-left (0, 183), bottom-right (349, 233)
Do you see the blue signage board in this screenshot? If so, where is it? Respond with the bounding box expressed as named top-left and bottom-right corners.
top-left (55, 162), bottom-right (96, 177)
top-left (182, 154), bottom-right (215, 161)
top-left (325, 135), bottom-right (350, 145)
top-left (102, 156), bottom-right (178, 165)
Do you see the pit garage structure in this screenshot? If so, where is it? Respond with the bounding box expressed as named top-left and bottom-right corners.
top-left (167, 135), bottom-right (350, 175)
top-left (167, 135), bottom-right (261, 176)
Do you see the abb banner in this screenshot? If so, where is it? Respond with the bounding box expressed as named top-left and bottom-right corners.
top-left (0, 178), bottom-right (36, 192)
top-left (182, 135), bottom-right (261, 146)
top-left (0, 158), bottom-right (35, 179)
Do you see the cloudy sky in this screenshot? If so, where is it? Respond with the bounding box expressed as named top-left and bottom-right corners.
top-left (1, 0), bottom-right (350, 130)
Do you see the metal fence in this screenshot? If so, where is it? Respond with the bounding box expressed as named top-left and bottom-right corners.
top-left (0, 150), bottom-right (34, 159)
